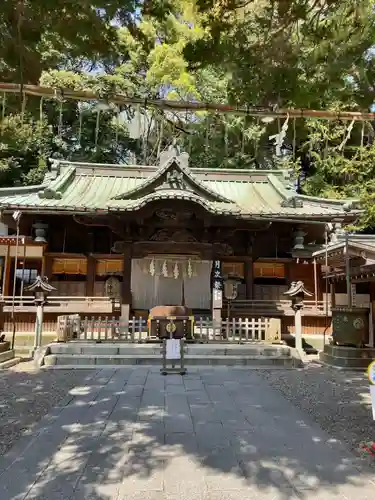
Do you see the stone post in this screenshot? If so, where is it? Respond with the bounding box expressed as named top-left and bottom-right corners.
top-left (25, 276), bottom-right (56, 359)
top-left (293, 303), bottom-right (303, 355)
top-left (284, 281), bottom-right (313, 357)
top-left (120, 246), bottom-right (132, 329)
top-left (33, 297), bottom-right (44, 353)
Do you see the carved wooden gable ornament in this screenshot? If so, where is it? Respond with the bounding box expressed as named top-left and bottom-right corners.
top-left (112, 149), bottom-right (232, 205)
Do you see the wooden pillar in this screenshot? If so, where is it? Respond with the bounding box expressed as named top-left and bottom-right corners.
top-left (86, 256), bottom-right (96, 296)
top-left (313, 259), bottom-right (318, 305)
top-left (244, 258), bottom-right (253, 300)
top-left (3, 245), bottom-right (11, 296)
top-left (43, 254), bottom-right (53, 279)
top-left (121, 245), bottom-right (132, 325)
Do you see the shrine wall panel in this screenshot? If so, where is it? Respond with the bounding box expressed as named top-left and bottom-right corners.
top-left (50, 281), bottom-right (86, 296)
top-left (288, 262), bottom-right (323, 300)
top-left (282, 316), bottom-right (332, 336)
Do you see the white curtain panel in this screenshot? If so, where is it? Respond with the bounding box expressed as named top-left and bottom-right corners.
top-left (184, 260), bottom-right (212, 309)
top-left (131, 258), bottom-right (213, 310)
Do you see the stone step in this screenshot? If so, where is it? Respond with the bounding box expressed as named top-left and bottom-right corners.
top-left (48, 343), bottom-right (291, 357)
top-left (323, 344), bottom-right (375, 359)
top-left (0, 349), bottom-right (15, 364)
top-left (14, 346), bottom-right (33, 358)
top-left (0, 357), bottom-right (21, 370)
top-left (43, 364), bottom-right (297, 370)
top-left (43, 353), bottom-right (296, 368)
top-left (319, 352), bottom-right (371, 370)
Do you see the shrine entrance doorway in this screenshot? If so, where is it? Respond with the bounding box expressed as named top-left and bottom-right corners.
top-left (130, 256), bottom-right (212, 311)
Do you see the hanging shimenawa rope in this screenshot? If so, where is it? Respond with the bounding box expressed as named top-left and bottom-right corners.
top-left (20, 93), bottom-right (26, 124)
top-left (360, 121), bottom-right (365, 148)
top-left (205, 113), bottom-right (210, 167)
top-left (39, 96), bottom-right (43, 124)
top-left (114, 106), bottom-right (120, 151)
top-left (95, 108), bottom-right (100, 151)
top-left (157, 112), bottom-right (164, 159)
top-left (78, 104), bottom-right (83, 146)
top-left (55, 91), bottom-right (63, 138)
top-left (2, 82), bottom-right (374, 121)
top-left (338, 118), bottom-right (356, 152)
top-left (1, 93), bottom-right (6, 133)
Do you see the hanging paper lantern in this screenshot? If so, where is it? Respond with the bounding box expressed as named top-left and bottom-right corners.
top-left (187, 259), bottom-right (192, 278)
top-left (162, 260), bottom-right (168, 277)
top-left (149, 258), bottom-right (155, 277)
top-left (173, 262), bottom-right (179, 279)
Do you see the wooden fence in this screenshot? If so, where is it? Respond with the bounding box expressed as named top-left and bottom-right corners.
top-left (58, 316), bottom-right (281, 344)
top-left (225, 299), bottom-right (330, 317)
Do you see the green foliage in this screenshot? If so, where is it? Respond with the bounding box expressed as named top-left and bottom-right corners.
top-left (187, 0), bottom-right (375, 109)
top-left (0, 114), bottom-right (53, 185)
top-left (2, 0), bottom-right (375, 229)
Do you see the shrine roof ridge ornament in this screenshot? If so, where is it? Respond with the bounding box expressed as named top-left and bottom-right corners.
top-left (111, 146), bottom-right (233, 204)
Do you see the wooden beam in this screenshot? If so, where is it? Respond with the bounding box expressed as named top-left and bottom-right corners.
top-left (86, 256), bottom-right (96, 296)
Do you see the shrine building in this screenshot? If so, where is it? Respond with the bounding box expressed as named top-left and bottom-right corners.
top-left (0, 146), bottom-right (361, 349)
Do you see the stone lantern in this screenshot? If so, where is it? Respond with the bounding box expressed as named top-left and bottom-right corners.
top-left (284, 281), bottom-right (313, 355)
top-left (223, 275), bottom-right (241, 320)
top-left (25, 275), bottom-right (56, 357)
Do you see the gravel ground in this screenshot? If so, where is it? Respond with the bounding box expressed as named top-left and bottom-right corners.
top-left (0, 361), bottom-right (94, 456)
top-left (258, 360), bottom-right (375, 462)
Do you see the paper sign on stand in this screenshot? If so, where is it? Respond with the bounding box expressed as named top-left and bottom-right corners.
top-left (370, 385), bottom-right (375, 421)
top-left (166, 339), bottom-right (181, 360)
top-left (367, 360), bottom-right (375, 421)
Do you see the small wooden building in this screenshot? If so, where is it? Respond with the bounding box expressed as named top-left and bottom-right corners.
top-left (0, 147), bottom-right (360, 347)
top-left (313, 233), bottom-right (375, 348)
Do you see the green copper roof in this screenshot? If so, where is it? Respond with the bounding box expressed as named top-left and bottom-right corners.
top-left (0, 151), bottom-right (361, 222)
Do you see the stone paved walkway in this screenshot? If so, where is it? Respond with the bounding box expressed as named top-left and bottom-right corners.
top-left (0, 367), bottom-right (374, 500)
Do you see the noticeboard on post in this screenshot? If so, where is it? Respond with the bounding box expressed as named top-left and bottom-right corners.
top-left (368, 360), bottom-right (375, 421)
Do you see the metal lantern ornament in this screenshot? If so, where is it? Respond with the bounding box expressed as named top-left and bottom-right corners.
top-left (224, 275), bottom-right (241, 319)
top-left (25, 275), bottom-right (56, 304)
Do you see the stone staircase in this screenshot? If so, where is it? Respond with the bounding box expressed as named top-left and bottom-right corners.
top-left (0, 349), bottom-right (20, 369)
top-left (42, 342), bottom-right (300, 369)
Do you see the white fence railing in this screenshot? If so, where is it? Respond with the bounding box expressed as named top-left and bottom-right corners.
top-left (225, 299), bottom-right (330, 316)
top-left (1, 296), bottom-right (330, 316)
top-left (58, 316), bottom-right (280, 344)
top-left (1, 296), bottom-right (119, 313)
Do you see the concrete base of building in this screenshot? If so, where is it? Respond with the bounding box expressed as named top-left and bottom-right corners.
top-left (319, 344), bottom-right (375, 370)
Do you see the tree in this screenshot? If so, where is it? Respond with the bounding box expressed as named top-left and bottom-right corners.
top-left (186, 0), bottom-right (375, 109)
top-left (0, 0), bottom-right (172, 84)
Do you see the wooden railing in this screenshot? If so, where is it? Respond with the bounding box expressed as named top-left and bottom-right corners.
top-left (0, 296), bottom-right (330, 316)
top-left (224, 299), bottom-right (331, 317)
top-left (1, 296), bottom-right (120, 314)
top-left (59, 316), bottom-right (279, 343)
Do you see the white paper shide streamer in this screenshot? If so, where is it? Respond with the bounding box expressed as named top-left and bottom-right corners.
top-left (173, 262), bottom-right (179, 280)
top-left (149, 258), bottom-right (155, 277)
